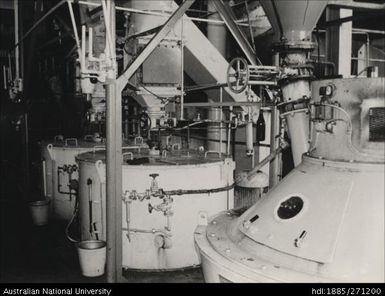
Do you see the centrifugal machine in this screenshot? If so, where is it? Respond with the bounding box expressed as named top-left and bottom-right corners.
top-left (194, 77), bottom-right (385, 282)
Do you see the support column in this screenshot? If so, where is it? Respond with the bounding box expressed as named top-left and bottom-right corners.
top-left (326, 7), bottom-right (353, 77)
top-left (105, 0), bottom-right (123, 283)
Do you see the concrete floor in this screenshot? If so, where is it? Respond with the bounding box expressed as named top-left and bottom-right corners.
top-left (0, 199), bottom-right (204, 283)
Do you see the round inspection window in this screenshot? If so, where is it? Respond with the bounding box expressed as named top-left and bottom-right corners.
top-left (277, 196), bottom-right (304, 220)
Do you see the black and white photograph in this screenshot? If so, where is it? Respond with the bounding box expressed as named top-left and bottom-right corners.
top-left (0, 0), bottom-right (384, 291)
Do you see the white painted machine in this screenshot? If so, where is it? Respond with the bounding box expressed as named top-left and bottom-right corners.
top-left (41, 136), bottom-right (146, 221)
top-left (194, 77), bottom-right (384, 282)
top-left (76, 148), bottom-right (235, 270)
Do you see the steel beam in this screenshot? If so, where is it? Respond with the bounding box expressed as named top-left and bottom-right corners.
top-left (212, 0), bottom-right (259, 66)
top-left (116, 0), bottom-right (195, 91)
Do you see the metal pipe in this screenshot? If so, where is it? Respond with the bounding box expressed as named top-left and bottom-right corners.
top-left (212, 0), bottom-right (259, 66)
top-left (327, 0), bottom-right (385, 10)
top-left (219, 87), bottom-right (223, 156)
top-left (67, 0), bottom-right (81, 51)
top-left (353, 28), bottom-right (385, 35)
top-left (105, 0), bottom-right (122, 283)
top-left (12, 0), bottom-right (66, 51)
top-left (75, 0), bottom-right (257, 28)
top-left (101, 0), bottom-right (115, 60)
top-left (14, 0), bottom-right (19, 79)
top-left (247, 147), bottom-right (283, 181)
top-left (351, 57), bottom-right (385, 63)
top-left (180, 18), bottom-right (185, 120)
top-left (269, 104), bottom-right (281, 188)
top-left (42, 160), bottom-right (47, 197)
top-left (24, 112), bottom-right (30, 201)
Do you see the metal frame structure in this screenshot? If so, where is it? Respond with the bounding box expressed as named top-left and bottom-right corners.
top-left (106, 0), bottom-right (195, 282)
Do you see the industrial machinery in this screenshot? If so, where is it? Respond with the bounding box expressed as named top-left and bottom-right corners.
top-left (41, 135), bottom-right (146, 221)
top-left (5, 0), bottom-right (382, 283)
top-left (195, 77), bottom-right (384, 282)
top-left (76, 147), bottom-right (235, 270)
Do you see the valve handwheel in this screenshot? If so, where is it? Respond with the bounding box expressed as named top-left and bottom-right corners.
top-left (227, 57), bottom-right (249, 94)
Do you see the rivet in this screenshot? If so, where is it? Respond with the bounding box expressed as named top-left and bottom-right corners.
top-left (225, 248), bottom-right (231, 254)
top-left (212, 220), bottom-right (217, 225)
top-left (210, 233), bottom-right (216, 237)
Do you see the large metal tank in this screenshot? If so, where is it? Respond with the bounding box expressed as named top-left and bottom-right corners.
top-left (76, 148), bottom-right (235, 270)
top-left (194, 77), bottom-right (384, 282)
top-left (41, 136), bottom-right (146, 221)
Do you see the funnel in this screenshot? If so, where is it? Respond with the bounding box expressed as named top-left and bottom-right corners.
top-left (260, 0), bottom-right (327, 44)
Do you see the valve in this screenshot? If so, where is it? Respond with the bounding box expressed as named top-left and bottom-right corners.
top-left (149, 173), bottom-right (159, 192)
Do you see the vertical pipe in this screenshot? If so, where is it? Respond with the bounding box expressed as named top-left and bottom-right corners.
top-left (105, 0), bottom-right (122, 283)
top-left (24, 113), bottom-right (30, 201)
top-left (180, 18), bottom-right (185, 120)
top-left (269, 104), bottom-right (281, 188)
top-left (19, 0), bottom-right (24, 81)
top-left (14, 0), bottom-right (19, 79)
top-left (269, 53), bottom-right (281, 188)
top-left (219, 87), bottom-right (223, 156)
top-left (207, 0), bottom-right (227, 153)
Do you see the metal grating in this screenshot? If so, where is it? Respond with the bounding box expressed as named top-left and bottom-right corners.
top-left (369, 108), bottom-right (385, 142)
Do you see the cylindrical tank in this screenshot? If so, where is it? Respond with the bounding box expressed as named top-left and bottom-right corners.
top-left (76, 148), bottom-right (235, 270)
top-left (195, 77), bottom-right (385, 282)
top-left (41, 136), bottom-right (146, 221)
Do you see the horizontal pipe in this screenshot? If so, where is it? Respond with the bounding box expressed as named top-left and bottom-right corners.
top-left (74, 0), bottom-right (257, 28)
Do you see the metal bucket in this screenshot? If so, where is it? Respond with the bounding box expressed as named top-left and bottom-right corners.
top-left (29, 200), bottom-right (50, 226)
top-left (77, 240), bottom-right (106, 277)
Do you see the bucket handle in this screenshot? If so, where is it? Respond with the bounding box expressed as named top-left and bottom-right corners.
top-left (93, 146), bottom-right (105, 153)
top-left (172, 143), bottom-right (181, 151)
top-left (205, 151), bottom-right (221, 159)
top-left (84, 135), bottom-right (94, 141)
top-left (123, 152), bottom-right (134, 160)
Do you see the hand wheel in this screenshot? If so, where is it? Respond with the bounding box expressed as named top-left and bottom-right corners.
top-left (227, 57), bottom-right (249, 94)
